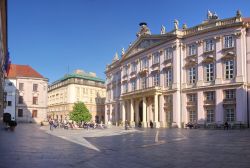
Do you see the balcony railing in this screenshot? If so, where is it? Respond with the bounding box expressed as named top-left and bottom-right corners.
top-left (223, 98), bottom-right (236, 104)
top-left (187, 101), bottom-right (197, 106)
top-left (203, 100), bottom-right (215, 106)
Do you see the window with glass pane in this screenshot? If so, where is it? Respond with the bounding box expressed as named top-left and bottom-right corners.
top-left (224, 90), bottom-right (235, 99)
top-left (188, 67), bottom-right (196, 84)
top-left (141, 57), bottom-right (148, 69)
top-left (131, 80), bottom-right (136, 91)
top-left (123, 83), bottom-right (128, 93)
top-left (205, 39), bottom-right (214, 52)
top-left (18, 109), bottom-right (23, 117)
top-left (187, 94), bottom-right (196, 102)
top-left (153, 73), bottom-right (160, 86)
top-left (141, 77), bottom-right (147, 89)
top-left (225, 60), bottom-right (234, 79)
top-left (205, 63), bottom-right (214, 81)
top-left (33, 97), bottom-right (38, 105)
top-left (206, 109), bottom-right (215, 123)
top-left (18, 96), bottom-right (23, 104)
top-left (131, 62), bottom-right (137, 73)
top-left (33, 84), bottom-right (38, 92)
top-left (153, 52), bottom-right (160, 64)
top-left (188, 44), bottom-right (197, 56)
top-left (225, 107), bottom-right (235, 122)
top-left (19, 83), bottom-right (24, 91)
top-left (165, 69), bottom-right (172, 87)
top-left (189, 110), bottom-right (197, 123)
top-left (164, 48), bottom-right (173, 60)
top-left (205, 91), bottom-right (214, 101)
top-left (224, 35), bottom-right (234, 48)
top-left (124, 66), bottom-right (129, 76)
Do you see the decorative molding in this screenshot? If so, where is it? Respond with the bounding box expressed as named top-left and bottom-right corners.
top-left (234, 31), bottom-right (241, 37)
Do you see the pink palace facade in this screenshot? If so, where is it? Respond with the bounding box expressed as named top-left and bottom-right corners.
top-left (105, 11), bottom-right (250, 128)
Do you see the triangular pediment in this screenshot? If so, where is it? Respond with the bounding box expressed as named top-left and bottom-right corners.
top-left (122, 34), bottom-right (175, 60)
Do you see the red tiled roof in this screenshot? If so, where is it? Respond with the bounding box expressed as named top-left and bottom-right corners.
top-left (243, 17), bottom-right (250, 23)
top-left (7, 64), bottom-right (44, 78)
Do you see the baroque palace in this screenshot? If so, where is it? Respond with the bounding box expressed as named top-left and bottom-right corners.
top-left (105, 11), bottom-right (250, 128)
top-left (48, 70), bottom-right (106, 123)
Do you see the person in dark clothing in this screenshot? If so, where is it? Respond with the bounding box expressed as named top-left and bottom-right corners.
top-left (150, 121), bottom-right (153, 128)
top-left (224, 121), bottom-right (229, 130)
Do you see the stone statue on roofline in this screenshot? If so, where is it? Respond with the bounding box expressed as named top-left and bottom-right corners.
top-left (207, 10), bottom-right (218, 21)
top-left (112, 52), bottom-right (119, 62)
top-left (136, 22), bottom-right (151, 37)
top-left (174, 19), bottom-right (179, 30)
top-left (160, 25), bottom-right (166, 34)
top-left (121, 48), bottom-right (125, 55)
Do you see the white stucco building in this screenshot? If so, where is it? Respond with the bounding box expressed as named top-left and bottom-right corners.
top-left (105, 11), bottom-right (250, 128)
top-left (4, 64), bottom-right (48, 123)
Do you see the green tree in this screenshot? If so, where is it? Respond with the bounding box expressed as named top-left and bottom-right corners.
top-left (69, 102), bottom-right (92, 123)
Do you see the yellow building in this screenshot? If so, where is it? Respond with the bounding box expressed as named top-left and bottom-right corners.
top-left (48, 70), bottom-right (106, 123)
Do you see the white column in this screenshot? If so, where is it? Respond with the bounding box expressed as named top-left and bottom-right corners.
top-left (130, 99), bottom-right (135, 127)
top-left (104, 104), bottom-right (108, 124)
top-left (109, 104), bottom-right (112, 123)
top-left (135, 100), bottom-right (139, 124)
top-left (172, 91), bottom-right (181, 128)
top-left (142, 97), bottom-right (147, 127)
top-left (159, 95), bottom-right (165, 127)
top-left (121, 101), bottom-right (125, 124)
top-left (154, 94), bottom-right (160, 128)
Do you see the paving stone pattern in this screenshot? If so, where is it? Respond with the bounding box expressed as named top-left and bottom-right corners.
top-left (1, 124), bottom-right (250, 168)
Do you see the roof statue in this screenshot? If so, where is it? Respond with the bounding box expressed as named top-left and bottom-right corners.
top-left (182, 23), bottom-right (187, 29)
top-left (207, 10), bottom-right (218, 21)
top-left (174, 19), bottom-right (179, 30)
top-left (112, 52), bottom-right (119, 62)
top-left (136, 22), bottom-right (151, 37)
top-left (160, 25), bottom-right (166, 34)
top-left (121, 48), bottom-right (125, 55)
top-left (236, 10), bottom-right (241, 17)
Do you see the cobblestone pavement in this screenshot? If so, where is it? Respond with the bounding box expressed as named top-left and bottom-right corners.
top-left (1, 124), bottom-right (250, 168)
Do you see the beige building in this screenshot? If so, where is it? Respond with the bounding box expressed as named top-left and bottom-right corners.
top-left (105, 11), bottom-right (250, 128)
top-left (4, 64), bottom-right (48, 123)
top-left (48, 70), bottom-right (106, 123)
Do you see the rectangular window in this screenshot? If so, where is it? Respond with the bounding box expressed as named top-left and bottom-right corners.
top-left (33, 97), bottom-right (38, 105)
top-left (224, 35), bottom-right (234, 48)
top-left (152, 52), bottom-right (160, 64)
top-left (32, 110), bottom-right (38, 118)
top-left (165, 69), bottom-right (172, 87)
top-left (18, 96), bottom-right (23, 104)
top-left (204, 39), bottom-right (215, 52)
top-left (224, 90), bottom-right (235, 99)
top-left (188, 44), bottom-right (197, 56)
top-left (188, 67), bottom-right (196, 84)
top-left (124, 66), bottom-right (129, 76)
top-left (18, 109), bottom-right (23, 117)
top-left (206, 109), bottom-right (215, 123)
top-left (131, 80), bottom-right (136, 91)
top-left (164, 48), bottom-right (173, 60)
top-left (205, 63), bottom-right (214, 81)
top-left (189, 110), bottom-right (197, 123)
top-left (19, 83), bottom-right (24, 91)
top-left (141, 77), bottom-right (147, 89)
top-left (225, 60), bottom-right (234, 79)
top-left (187, 94), bottom-right (196, 102)
top-left (7, 101), bottom-right (12, 106)
top-left (141, 57), bottom-right (148, 70)
top-left (33, 84), bottom-right (38, 92)
top-left (153, 73), bottom-right (160, 86)
top-left (131, 62), bottom-right (137, 73)
top-left (225, 107), bottom-right (235, 122)
top-left (123, 83), bottom-right (128, 93)
top-left (205, 91), bottom-right (215, 101)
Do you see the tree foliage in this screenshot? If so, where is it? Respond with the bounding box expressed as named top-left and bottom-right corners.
top-left (69, 102), bottom-right (92, 123)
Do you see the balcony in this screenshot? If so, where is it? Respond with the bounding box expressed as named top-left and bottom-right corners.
top-left (187, 101), bottom-right (197, 106)
top-left (121, 86), bottom-right (162, 98)
top-left (203, 100), bottom-right (215, 106)
top-left (223, 98), bottom-right (236, 105)
top-left (163, 58), bottom-right (172, 64)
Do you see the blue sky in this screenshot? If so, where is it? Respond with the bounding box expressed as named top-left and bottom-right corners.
top-left (8, 0), bottom-right (250, 83)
